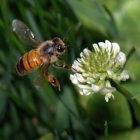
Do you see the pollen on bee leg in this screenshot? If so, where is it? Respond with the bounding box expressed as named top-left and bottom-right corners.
top-left (51, 77), bottom-right (61, 91)
top-left (57, 84), bottom-right (61, 91)
top-left (63, 64), bottom-right (66, 68)
top-left (46, 74), bottom-right (61, 91)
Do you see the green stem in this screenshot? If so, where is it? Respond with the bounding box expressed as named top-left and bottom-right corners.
top-left (111, 80), bottom-right (140, 124)
top-left (125, 45), bottom-right (136, 67)
top-left (104, 121), bottom-right (109, 140)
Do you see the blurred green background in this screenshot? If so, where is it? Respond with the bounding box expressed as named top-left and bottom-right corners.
top-left (1, 0), bottom-right (140, 140)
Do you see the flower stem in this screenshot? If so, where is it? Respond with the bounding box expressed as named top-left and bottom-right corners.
top-left (125, 45), bottom-right (136, 67)
top-left (110, 79), bottom-right (140, 124)
top-left (104, 121), bottom-right (109, 140)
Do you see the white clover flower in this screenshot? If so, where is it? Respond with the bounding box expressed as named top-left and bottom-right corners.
top-left (70, 40), bottom-right (129, 102)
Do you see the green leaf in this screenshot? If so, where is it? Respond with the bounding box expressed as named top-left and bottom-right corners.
top-left (38, 133), bottom-right (54, 140)
top-left (98, 126), bottom-right (140, 140)
top-left (65, 0), bottom-right (116, 37)
top-left (111, 80), bottom-right (140, 124)
top-left (86, 91), bottom-right (132, 132)
top-left (0, 91), bottom-right (7, 122)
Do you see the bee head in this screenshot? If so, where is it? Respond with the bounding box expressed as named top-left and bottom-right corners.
top-left (53, 37), bottom-right (67, 55)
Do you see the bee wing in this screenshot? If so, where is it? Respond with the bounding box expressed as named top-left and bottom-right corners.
top-left (34, 63), bottom-right (50, 89)
top-left (12, 19), bottom-right (43, 47)
top-left (34, 72), bottom-right (46, 89)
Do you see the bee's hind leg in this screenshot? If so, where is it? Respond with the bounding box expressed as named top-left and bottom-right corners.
top-left (44, 72), bottom-right (61, 91)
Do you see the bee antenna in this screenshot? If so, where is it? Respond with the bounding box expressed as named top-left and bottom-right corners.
top-left (65, 44), bottom-right (80, 50)
top-left (63, 27), bottom-right (71, 42)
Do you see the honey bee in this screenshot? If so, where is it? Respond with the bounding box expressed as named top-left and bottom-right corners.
top-left (12, 19), bottom-right (74, 91)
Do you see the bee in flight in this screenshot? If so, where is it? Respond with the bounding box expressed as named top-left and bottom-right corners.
top-left (12, 19), bottom-right (74, 91)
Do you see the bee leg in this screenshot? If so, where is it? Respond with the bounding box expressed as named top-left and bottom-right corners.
top-left (42, 57), bottom-right (61, 91)
top-left (53, 56), bottom-right (76, 71)
top-left (44, 72), bottom-right (61, 91)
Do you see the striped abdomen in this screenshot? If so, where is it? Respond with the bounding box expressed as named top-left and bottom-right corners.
top-left (15, 50), bottom-right (43, 75)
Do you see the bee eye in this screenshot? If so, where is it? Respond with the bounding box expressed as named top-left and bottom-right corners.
top-left (56, 45), bottom-right (65, 52)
